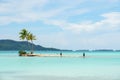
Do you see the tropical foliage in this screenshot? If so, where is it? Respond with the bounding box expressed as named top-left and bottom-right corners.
top-left (19, 29), bottom-right (28, 40)
top-left (29, 33), bottom-right (36, 54)
top-left (19, 50), bottom-right (27, 56)
top-left (19, 29), bottom-right (36, 54)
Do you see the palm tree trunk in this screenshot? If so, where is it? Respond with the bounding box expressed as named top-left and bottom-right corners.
top-left (27, 40), bottom-right (30, 52)
top-left (31, 40), bottom-right (34, 54)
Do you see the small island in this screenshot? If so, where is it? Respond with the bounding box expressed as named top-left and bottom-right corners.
top-left (18, 29), bottom-right (58, 57)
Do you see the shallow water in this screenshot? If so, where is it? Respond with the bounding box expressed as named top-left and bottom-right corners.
top-left (0, 51), bottom-right (120, 80)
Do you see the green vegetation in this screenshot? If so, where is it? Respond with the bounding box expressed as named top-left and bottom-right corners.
top-left (19, 29), bottom-right (28, 41)
top-left (19, 50), bottom-right (27, 56)
top-left (19, 29), bottom-right (30, 50)
top-left (28, 33), bottom-right (36, 54)
top-left (19, 29), bottom-right (36, 54)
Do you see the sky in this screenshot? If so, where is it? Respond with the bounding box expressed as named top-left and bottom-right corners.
top-left (0, 0), bottom-right (120, 50)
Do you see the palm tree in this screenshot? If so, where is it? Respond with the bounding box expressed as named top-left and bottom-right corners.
top-left (19, 29), bottom-right (29, 50)
top-left (19, 29), bottom-right (36, 54)
top-left (29, 33), bottom-right (36, 54)
top-left (19, 29), bottom-right (28, 41)
top-left (19, 29), bottom-right (31, 51)
top-left (26, 32), bottom-right (31, 51)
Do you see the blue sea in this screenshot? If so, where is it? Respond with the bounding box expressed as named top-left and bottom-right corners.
top-left (0, 51), bottom-right (120, 80)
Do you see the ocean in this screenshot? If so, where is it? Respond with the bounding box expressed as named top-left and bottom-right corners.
top-left (0, 51), bottom-right (120, 80)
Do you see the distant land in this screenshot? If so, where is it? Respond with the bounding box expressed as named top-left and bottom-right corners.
top-left (0, 39), bottom-right (119, 52)
top-left (0, 39), bottom-right (61, 51)
top-left (76, 49), bottom-right (120, 52)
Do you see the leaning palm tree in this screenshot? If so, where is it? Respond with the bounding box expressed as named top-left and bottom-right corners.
top-left (26, 32), bottom-right (31, 51)
top-left (29, 33), bottom-right (36, 54)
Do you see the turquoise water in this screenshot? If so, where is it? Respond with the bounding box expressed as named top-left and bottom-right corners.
top-left (0, 51), bottom-right (120, 80)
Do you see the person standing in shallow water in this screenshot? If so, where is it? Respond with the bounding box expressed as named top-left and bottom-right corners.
top-left (83, 52), bottom-right (85, 57)
top-left (60, 52), bottom-right (62, 57)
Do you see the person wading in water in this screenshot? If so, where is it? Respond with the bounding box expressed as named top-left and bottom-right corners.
top-left (60, 52), bottom-right (62, 57)
top-left (83, 52), bottom-right (85, 57)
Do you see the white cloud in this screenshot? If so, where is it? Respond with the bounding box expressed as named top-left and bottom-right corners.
top-left (0, 0), bottom-right (49, 24)
top-left (41, 12), bottom-right (120, 50)
top-left (44, 12), bottom-right (120, 34)
top-left (0, 0), bottom-right (90, 25)
top-left (0, 0), bottom-right (119, 26)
